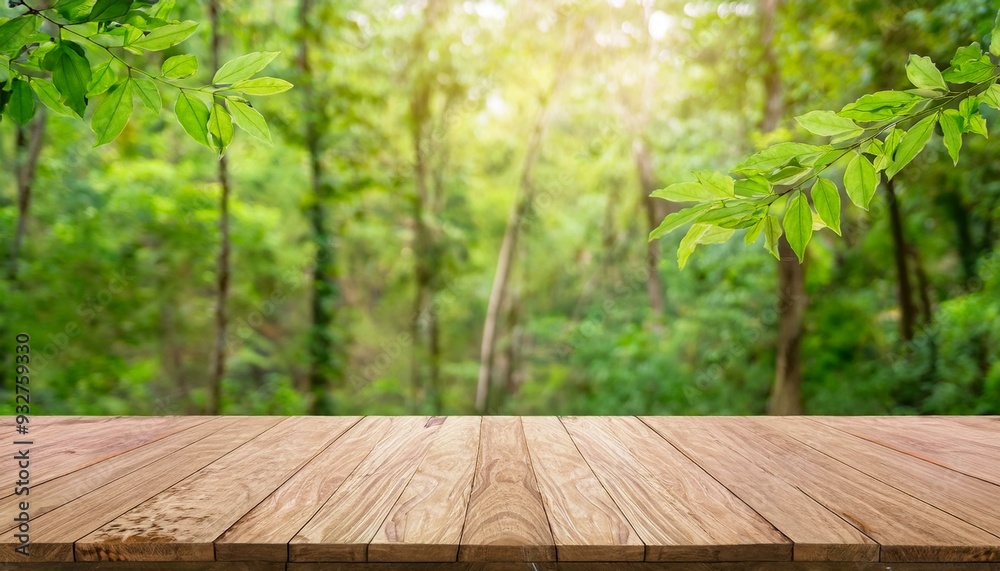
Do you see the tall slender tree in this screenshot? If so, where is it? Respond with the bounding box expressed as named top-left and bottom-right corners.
top-left (207, 0), bottom-right (233, 415)
top-left (759, 0), bottom-right (807, 416)
top-left (298, 0), bottom-right (341, 414)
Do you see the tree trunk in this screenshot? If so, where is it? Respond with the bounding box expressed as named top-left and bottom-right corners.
top-left (633, 138), bottom-right (668, 315)
top-left (7, 113), bottom-right (46, 282)
top-left (207, 0), bottom-right (230, 415)
top-left (885, 177), bottom-right (916, 342)
top-left (475, 90), bottom-right (554, 413)
top-left (758, 0), bottom-right (805, 415)
top-left (769, 236), bottom-right (806, 415)
top-left (299, 0), bottom-right (339, 414)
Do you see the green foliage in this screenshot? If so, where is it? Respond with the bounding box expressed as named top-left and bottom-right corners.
top-left (0, 1), bottom-right (290, 154)
top-left (650, 19), bottom-right (1000, 265)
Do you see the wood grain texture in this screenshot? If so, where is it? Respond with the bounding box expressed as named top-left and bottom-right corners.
top-left (0, 417), bottom-right (222, 538)
top-left (458, 417), bottom-right (555, 562)
top-left (561, 416), bottom-right (790, 562)
top-left (216, 416), bottom-right (373, 561)
top-left (1, 416), bottom-right (206, 496)
top-left (290, 416), bottom-right (445, 562)
top-left (815, 416), bottom-right (1000, 486)
top-left (522, 416), bottom-right (643, 562)
top-left (640, 416), bottom-right (877, 562)
top-left (715, 417), bottom-right (1000, 562)
top-left (75, 417), bottom-right (347, 562)
top-left (782, 417), bottom-right (1000, 539)
top-left (369, 416), bottom-right (481, 562)
top-left (287, 562), bottom-right (1000, 571)
top-left (1, 416), bottom-right (275, 563)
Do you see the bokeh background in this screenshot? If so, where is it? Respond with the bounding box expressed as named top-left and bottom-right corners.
top-left (2, 0), bottom-right (998, 415)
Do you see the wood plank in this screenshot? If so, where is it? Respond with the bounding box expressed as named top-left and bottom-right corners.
top-left (640, 416), bottom-right (877, 562)
top-left (457, 416), bottom-right (554, 562)
top-left (287, 560), bottom-right (1000, 570)
top-left (290, 416), bottom-right (445, 562)
top-left (215, 416), bottom-right (375, 561)
top-left (0, 416), bottom-right (279, 563)
top-left (368, 416), bottom-right (481, 562)
top-left (1, 416), bottom-right (206, 496)
top-left (779, 417), bottom-right (1000, 538)
top-left (0, 417), bottom-right (224, 538)
top-left (815, 416), bottom-right (1000, 486)
top-left (215, 417), bottom-right (378, 561)
top-left (561, 416), bottom-right (789, 562)
top-left (522, 416), bottom-right (643, 562)
top-left (75, 417), bottom-right (351, 562)
top-left (708, 417), bottom-right (1000, 562)
top-left (13, 564), bottom-right (283, 571)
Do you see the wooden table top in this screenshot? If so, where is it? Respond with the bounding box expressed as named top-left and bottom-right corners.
top-left (1, 415), bottom-right (999, 571)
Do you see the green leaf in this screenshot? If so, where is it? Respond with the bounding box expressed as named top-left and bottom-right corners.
top-left (50, 43), bottom-right (92, 117)
top-left (783, 190), bottom-right (812, 262)
top-left (765, 165), bottom-right (811, 186)
top-left (651, 181), bottom-right (714, 203)
top-left (208, 102), bottom-right (234, 154)
top-left (91, 81), bottom-right (133, 145)
top-left (89, 0), bottom-right (134, 22)
top-left (874, 128), bottom-right (903, 172)
top-left (844, 153), bottom-right (878, 210)
top-left (87, 61), bottom-right (117, 97)
top-left (131, 77), bottom-right (160, 112)
top-left (763, 214), bottom-right (782, 260)
top-left (8, 78), bottom-right (35, 126)
top-left (693, 171), bottom-right (735, 198)
top-left (952, 43), bottom-right (983, 68)
top-left (0, 15), bottom-right (41, 53)
top-left (130, 21), bottom-right (198, 51)
top-left (982, 84), bottom-right (1000, 110)
top-left (213, 51), bottom-right (279, 85)
top-left (966, 113), bottom-right (988, 138)
top-left (810, 178), bottom-right (841, 236)
top-left (228, 99), bottom-right (271, 143)
top-left (30, 78), bottom-right (76, 116)
top-left (940, 109), bottom-right (963, 166)
top-left (677, 224), bottom-right (734, 269)
top-left (905, 54), bottom-right (947, 92)
top-left (734, 142), bottom-right (828, 173)
top-left (745, 216), bottom-right (765, 245)
top-left (839, 90), bottom-right (922, 121)
top-left (174, 92), bottom-right (210, 147)
top-left (229, 77), bottom-right (293, 96)
top-left (733, 175), bottom-right (771, 197)
top-left (794, 110), bottom-right (863, 138)
top-left (942, 59), bottom-right (994, 84)
top-left (885, 114), bottom-right (936, 179)
top-left (161, 54), bottom-right (198, 79)
top-left (55, 0), bottom-right (94, 22)
top-left (695, 203), bottom-right (755, 227)
top-left (648, 203), bottom-right (714, 240)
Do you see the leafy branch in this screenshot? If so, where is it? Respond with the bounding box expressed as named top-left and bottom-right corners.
top-left (649, 10), bottom-right (1000, 269)
top-left (0, 0), bottom-right (291, 154)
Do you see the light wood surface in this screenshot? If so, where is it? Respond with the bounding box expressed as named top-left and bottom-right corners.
top-left (290, 416), bottom-right (445, 562)
top-left (3, 415), bottom-right (999, 567)
top-left (458, 417), bottom-right (555, 562)
top-left (369, 416), bottom-right (481, 562)
top-left (522, 416), bottom-right (643, 561)
top-left (640, 416), bottom-right (878, 562)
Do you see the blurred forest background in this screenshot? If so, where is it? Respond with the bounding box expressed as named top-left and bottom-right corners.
top-left (2, 0), bottom-right (999, 416)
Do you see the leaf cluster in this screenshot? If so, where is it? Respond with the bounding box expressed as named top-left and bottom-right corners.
top-left (649, 11), bottom-right (1000, 268)
top-left (0, 0), bottom-right (291, 154)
